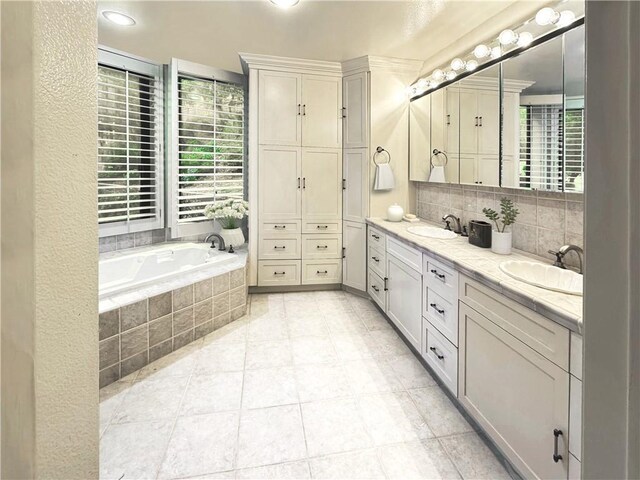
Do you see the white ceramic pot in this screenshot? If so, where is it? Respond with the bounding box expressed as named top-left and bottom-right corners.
top-left (220, 228), bottom-right (245, 249)
top-left (491, 231), bottom-right (512, 255)
top-left (387, 204), bottom-right (404, 222)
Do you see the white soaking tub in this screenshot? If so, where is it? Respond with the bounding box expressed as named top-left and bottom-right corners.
top-left (99, 242), bottom-right (237, 298)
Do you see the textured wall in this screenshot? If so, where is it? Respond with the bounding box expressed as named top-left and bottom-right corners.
top-left (1, 1), bottom-right (99, 478)
top-left (415, 182), bottom-right (584, 266)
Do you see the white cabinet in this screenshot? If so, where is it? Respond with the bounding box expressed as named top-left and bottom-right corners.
top-left (258, 146), bottom-right (301, 220)
top-left (258, 71), bottom-right (302, 146)
top-left (343, 149), bottom-right (368, 222)
top-left (445, 86), bottom-right (460, 154)
top-left (301, 148), bottom-right (342, 224)
top-left (477, 90), bottom-right (500, 155)
top-left (386, 251), bottom-right (422, 351)
top-left (342, 221), bottom-right (366, 291)
top-left (302, 75), bottom-right (342, 148)
top-left (430, 88), bottom-right (446, 154)
top-left (342, 72), bottom-right (368, 149)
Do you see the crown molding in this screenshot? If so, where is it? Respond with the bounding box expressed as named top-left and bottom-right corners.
top-left (239, 53), bottom-right (342, 76)
top-left (342, 55), bottom-right (424, 76)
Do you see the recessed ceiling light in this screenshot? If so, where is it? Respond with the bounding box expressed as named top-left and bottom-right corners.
top-left (102, 11), bottom-right (136, 26)
top-left (269, 0), bottom-right (300, 9)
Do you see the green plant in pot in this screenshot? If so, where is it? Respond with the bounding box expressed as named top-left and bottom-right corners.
top-left (204, 199), bottom-right (249, 248)
top-left (483, 198), bottom-right (519, 255)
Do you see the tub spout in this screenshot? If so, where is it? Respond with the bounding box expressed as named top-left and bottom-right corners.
top-left (204, 233), bottom-right (226, 251)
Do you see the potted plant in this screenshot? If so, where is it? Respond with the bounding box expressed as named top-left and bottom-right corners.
top-left (204, 199), bottom-right (249, 248)
top-left (482, 198), bottom-right (519, 255)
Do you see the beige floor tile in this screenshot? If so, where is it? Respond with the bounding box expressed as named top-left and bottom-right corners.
top-left (439, 432), bottom-right (511, 480)
top-left (236, 460), bottom-right (311, 479)
top-left (295, 363), bottom-right (353, 403)
top-left (324, 311), bottom-right (369, 335)
top-left (291, 336), bottom-right (339, 365)
top-left (179, 371), bottom-right (243, 416)
top-left (112, 376), bottom-right (190, 424)
top-left (309, 449), bottom-right (386, 479)
top-left (369, 329), bottom-right (412, 357)
top-left (242, 366), bottom-right (298, 409)
top-left (343, 358), bottom-right (404, 395)
top-left (386, 354), bottom-right (437, 390)
top-left (331, 333), bottom-right (379, 361)
top-left (245, 339), bottom-right (292, 370)
top-left (247, 315), bottom-right (289, 342)
top-left (358, 308), bottom-right (393, 331)
top-left (409, 387), bottom-right (474, 437)
top-left (236, 404), bottom-right (307, 469)
top-left (99, 380), bottom-right (133, 436)
top-left (158, 412), bottom-right (240, 479)
top-left (377, 439), bottom-right (462, 480)
top-left (201, 319), bottom-right (248, 345)
top-left (287, 313), bottom-right (330, 338)
top-left (194, 342), bottom-right (246, 375)
top-left (136, 343), bottom-right (200, 381)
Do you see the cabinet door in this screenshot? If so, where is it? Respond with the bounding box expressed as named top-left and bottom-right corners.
top-left (459, 303), bottom-right (570, 480)
top-left (502, 92), bottom-right (520, 158)
top-left (430, 89), bottom-right (446, 153)
top-left (477, 90), bottom-right (500, 155)
top-left (302, 75), bottom-right (342, 148)
top-left (386, 253), bottom-right (422, 350)
top-left (409, 94), bottom-right (431, 182)
top-left (258, 146), bottom-right (301, 220)
top-left (259, 70), bottom-right (301, 146)
top-left (459, 90), bottom-right (478, 155)
top-left (342, 220), bottom-right (366, 291)
top-left (343, 72), bottom-right (368, 149)
top-left (343, 149), bottom-right (368, 222)
top-left (445, 86), bottom-right (460, 154)
top-left (459, 155), bottom-right (476, 185)
top-left (301, 148), bottom-right (342, 224)
top-left (477, 155), bottom-right (500, 186)
top-left (501, 155), bottom-right (516, 188)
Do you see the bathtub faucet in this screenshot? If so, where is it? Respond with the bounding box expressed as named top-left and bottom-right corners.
top-left (204, 233), bottom-right (226, 251)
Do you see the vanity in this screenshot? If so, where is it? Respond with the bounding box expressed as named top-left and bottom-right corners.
top-left (366, 218), bottom-right (583, 480)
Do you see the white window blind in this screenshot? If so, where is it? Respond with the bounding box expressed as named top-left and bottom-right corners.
top-left (519, 104), bottom-right (563, 191)
top-left (98, 49), bottom-right (163, 236)
top-left (169, 59), bottom-right (246, 237)
top-left (564, 108), bottom-right (585, 192)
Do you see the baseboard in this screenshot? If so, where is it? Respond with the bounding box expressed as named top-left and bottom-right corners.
top-left (248, 284), bottom-right (342, 294)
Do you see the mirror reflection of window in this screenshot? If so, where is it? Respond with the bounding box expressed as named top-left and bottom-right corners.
top-left (564, 25), bottom-right (585, 193)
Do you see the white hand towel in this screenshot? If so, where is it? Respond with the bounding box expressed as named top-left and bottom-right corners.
top-left (374, 163), bottom-right (395, 191)
top-left (428, 166), bottom-right (446, 183)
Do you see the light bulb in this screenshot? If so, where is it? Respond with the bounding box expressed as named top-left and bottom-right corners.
top-left (465, 60), bottom-right (478, 71)
top-left (445, 71), bottom-right (457, 81)
top-left (517, 32), bottom-right (533, 47)
top-left (535, 7), bottom-right (559, 26)
top-left (490, 46), bottom-right (502, 59)
top-left (473, 44), bottom-right (490, 59)
top-left (557, 10), bottom-right (576, 27)
top-left (450, 58), bottom-right (465, 71)
top-left (102, 11), bottom-right (136, 26)
top-left (432, 69), bottom-right (445, 81)
top-left (405, 86), bottom-right (417, 97)
top-left (269, 0), bottom-right (300, 8)
top-left (499, 29), bottom-right (517, 45)
top-left (417, 78), bottom-right (429, 89)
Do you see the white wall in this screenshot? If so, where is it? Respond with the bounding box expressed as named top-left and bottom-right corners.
top-left (1, 2), bottom-right (99, 477)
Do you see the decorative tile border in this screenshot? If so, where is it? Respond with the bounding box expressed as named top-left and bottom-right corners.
top-left (99, 264), bottom-right (247, 388)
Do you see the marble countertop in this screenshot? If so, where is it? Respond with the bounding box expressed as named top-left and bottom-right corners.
top-left (366, 218), bottom-right (583, 334)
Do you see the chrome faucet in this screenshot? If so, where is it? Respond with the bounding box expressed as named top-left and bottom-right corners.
top-left (548, 244), bottom-right (584, 274)
top-left (442, 214), bottom-right (462, 234)
top-left (204, 233), bottom-right (226, 251)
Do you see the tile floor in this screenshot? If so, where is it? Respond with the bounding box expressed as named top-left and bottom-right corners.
top-left (100, 290), bottom-right (511, 480)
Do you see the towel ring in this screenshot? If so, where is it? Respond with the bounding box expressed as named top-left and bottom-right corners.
top-left (430, 149), bottom-right (448, 169)
top-left (373, 146), bottom-right (391, 166)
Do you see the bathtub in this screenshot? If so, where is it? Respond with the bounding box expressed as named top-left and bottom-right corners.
top-left (99, 242), bottom-right (238, 298)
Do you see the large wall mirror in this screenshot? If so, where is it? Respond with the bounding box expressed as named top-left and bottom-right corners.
top-left (410, 22), bottom-right (585, 193)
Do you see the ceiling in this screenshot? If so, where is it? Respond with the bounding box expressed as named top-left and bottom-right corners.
top-left (97, 0), bottom-right (549, 74)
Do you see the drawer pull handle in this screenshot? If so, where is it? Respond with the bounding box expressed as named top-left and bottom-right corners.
top-left (274, 246), bottom-right (286, 250)
top-left (429, 346), bottom-right (445, 360)
top-left (372, 234), bottom-right (380, 240)
top-left (316, 245), bottom-right (328, 249)
top-left (274, 225), bottom-right (286, 230)
top-left (553, 429), bottom-right (563, 463)
top-left (316, 270), bottom-right (328, 275)
top-left (371, 285), bottom-right (380, 292)
top-left (383, 277), bottom-right (388, 291)
top-left (430, 303), bottom-right (445, 315)
top-left (371, 256), bottom-right (379, 263)
top-left (273, 271), bottom-right (286, 276)
top-left (430, 269), bottom-right (446, 281)
top-left (316, 225), bottom-right (328, 230)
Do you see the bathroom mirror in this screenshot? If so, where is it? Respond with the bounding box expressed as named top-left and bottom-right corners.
top-left (500, 36), bottom-right (564, 190)
top-left (563, 25), bottom-right (585, 193)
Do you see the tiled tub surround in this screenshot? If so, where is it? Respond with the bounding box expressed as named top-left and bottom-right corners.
top-left (415, 183), bottom-right (584, 268)
top-left (367, 218), bottom-right (583, 333)
top-left (99, 250), bottom-right (248, 388)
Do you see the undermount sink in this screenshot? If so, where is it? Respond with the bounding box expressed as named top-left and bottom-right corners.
top-left (406, 225), bottom-right (457, 240)
top-left (499, 261), bottom-right (583, 296)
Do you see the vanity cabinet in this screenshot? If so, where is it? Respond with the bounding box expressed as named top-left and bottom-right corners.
top-left (342, 72), bottom-right (368, 149)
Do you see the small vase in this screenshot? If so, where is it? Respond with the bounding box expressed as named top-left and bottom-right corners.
top-left (220, 228), bottom-right (245, 249)
top-left (491, 231), bottom-right (512, 255)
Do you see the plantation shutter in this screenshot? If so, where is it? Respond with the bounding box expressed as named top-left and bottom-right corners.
top-left (176, 75), bottom-right (245, 223)
top-left (564, 108), bottom-right (585, 192)
top-left (98, 50), bottom-right (163, 235)
top-left (519, 104), bottom-right (563, 191)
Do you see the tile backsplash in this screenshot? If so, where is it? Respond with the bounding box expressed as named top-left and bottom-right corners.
top-left (415, 182), bottom-right (584, 266)
top-left (99, 228), bottom-right (168, 253)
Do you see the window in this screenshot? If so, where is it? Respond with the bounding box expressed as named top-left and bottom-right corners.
top-left (168, 59), bottom-right (246, 237)
top-left (564, 107), bottom-right (585, 192)
top-left (98, 49), bottom-right (163, 236)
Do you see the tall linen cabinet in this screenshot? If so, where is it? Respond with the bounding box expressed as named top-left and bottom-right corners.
top-left (241, 54), bottom-right (344, 287)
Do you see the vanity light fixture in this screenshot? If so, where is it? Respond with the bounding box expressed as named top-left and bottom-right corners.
top-left (465, 60), bottom-right (478, 71)
top-left (490, 46), bottom-right (502, 59)
top-left (473, 44), bottom-right (491, 59)
top-left (451, 58), bottom-right (466, 71)
top-left (269, 0), bottom-right (300, 8)
top-left (102, 11), bottom-right (136, 26)
top-left (432, 69), bottom-right (445, 81)
top-left (445, 71), bottom-right (457, 81)
top-left (498, 29), bottom-right (518, 45)
top-left (535, 7), bottom-right (575, 27)
top-left (517, 32), bottom-right (534, 47)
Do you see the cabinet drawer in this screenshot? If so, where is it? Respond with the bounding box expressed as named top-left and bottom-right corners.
top-left (368, 244), bottom-right (386, 278)
top-left (368, 226), bottom-right (386, 250)
top-left (258, 260), bottom-right (301, 286)
top-left (424, 255), bottom-right (458, 303)
top-left (368, 270), bottom-right (386, 311)
top-left (302, 234), bottom-right (341, 259)
top-left (261, 221), bottom-right (301, 236)
top-left (423, 320), bottom-right (458, 396)
top-left (459, 275), bottom-right (570, 370)
top-left (424, 288), bottom-right (458, 346)
top-left (302, 259), bottom-right (342, 285)
top-left (303, 220), bottom-right (341, 234)
top-left (387, 236), bottom-right (421, 272)
top-left (259, 236), bottom-right (301, 260)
